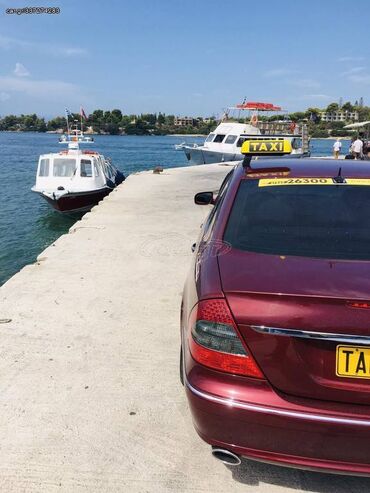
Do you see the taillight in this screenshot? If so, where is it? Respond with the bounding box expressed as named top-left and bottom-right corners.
top-left (188, 299), bottom-right (263, 378)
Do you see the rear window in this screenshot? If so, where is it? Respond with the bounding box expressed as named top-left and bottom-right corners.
top-left (224, 180), bottom-right (370, 260)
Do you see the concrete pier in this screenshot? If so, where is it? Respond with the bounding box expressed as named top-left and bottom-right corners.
top-left (0, 164), bottom-right (369, 492)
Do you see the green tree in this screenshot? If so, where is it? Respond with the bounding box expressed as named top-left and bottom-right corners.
top-left (326, 103), bottom-right (339, 113)
top-left (305, 107), bottom-right (321, 122)
top-left (124, 119), bottom-right (150, 135)
top-left (341, 101), bottom-right (354, 112)
top-left (141, 113), bottom-right (157, 125)
top-left (47, 116), bottom-right (67, 131)
top-left (157, 113), bottom-right (165, 125)
top-left (2, 115), bottom-right (19, 130)
top-left (111, 109), bottom-right (122, 122)
top-left (104, 122), bottom-right (120, 135)
top-left (289, 112), bottom-right (306, 122)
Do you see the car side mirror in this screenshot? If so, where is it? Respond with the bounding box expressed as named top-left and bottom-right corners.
top-left (194, 191), bottom-right (214, 205)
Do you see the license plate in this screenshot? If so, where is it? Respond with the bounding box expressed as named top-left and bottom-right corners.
top-left (336, 345), bottom-right (370, 379)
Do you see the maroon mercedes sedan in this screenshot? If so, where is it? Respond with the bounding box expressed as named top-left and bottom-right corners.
top-left (181, 151), bottom-right (370, 475)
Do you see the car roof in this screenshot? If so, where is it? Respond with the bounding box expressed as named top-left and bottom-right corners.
top-left (237, 158), bottom-right (370, 179)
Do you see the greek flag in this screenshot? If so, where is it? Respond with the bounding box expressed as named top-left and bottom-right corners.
top-left (65, 108), bottom-right (72, 118)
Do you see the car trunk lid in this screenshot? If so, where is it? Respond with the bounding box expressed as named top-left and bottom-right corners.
top-left (219, 250), bottom-right (370, 405)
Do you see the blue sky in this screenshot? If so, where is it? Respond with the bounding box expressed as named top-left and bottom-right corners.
top-left (0, 0), bottom-right (369, 117)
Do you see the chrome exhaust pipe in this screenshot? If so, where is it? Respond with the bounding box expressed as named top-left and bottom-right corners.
top-left (211, 447), bottom-right (241, 466)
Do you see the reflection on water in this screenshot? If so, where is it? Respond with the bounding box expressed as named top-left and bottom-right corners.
top-left (36, 210), bottom-right (81, 231)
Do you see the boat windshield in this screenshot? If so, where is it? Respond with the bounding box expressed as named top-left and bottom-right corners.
top-left (205, 133), bottom-right (215, 143)
top-left (225, 135), bottom-right (237, 144)
top-left (236, 137), bottom-right (247, 147)
top-left (53, 158), bottom-right (76, 177)
top-left (80, 159), bottom-right (93, 177)
top-left (39, 158), bottom-right (50, 176)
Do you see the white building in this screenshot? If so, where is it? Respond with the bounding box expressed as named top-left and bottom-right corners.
top-left (320, 111), bottom-right (359, 122)
top-left (174, 116), bottom-right (197, 127)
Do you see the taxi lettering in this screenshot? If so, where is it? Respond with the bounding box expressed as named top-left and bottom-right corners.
top-left (248, 141), bottom-right (284, 152)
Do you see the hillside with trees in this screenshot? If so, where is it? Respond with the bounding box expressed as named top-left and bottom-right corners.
top-left (0, 102), bottom-right (368, 137)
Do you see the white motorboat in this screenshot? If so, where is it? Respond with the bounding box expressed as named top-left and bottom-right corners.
top-left (176, 101), bottom-right (309, 164)
top-left (32, 124), bottom-right (125, 213)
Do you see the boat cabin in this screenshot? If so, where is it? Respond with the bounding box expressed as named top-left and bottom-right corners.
top-left (203, 122), bottom-right (303, 154)
top-left (35, 150), bottom-right (116, 192)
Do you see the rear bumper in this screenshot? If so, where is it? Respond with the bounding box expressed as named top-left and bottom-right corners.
top-left (185, 375), bottom-right (370, 475)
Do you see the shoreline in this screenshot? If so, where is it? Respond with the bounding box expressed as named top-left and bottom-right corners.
top-left (0, 130), bottom-right (207, 137)
top-left (0, 130), bottom-right (353, 139)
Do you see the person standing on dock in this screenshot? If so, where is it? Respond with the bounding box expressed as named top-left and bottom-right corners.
top-left (352, 137), bottom-right (363, 160)
top-left (333, 139), bottom-right (342, 159)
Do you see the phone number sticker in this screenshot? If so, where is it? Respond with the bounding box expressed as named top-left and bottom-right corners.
top-left (258, 178), bottom-right (333, 187)
top-left (259, 177), bottom-right (370, 187)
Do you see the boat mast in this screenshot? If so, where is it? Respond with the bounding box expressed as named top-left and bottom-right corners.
top-left (65, 109), bottom-right (70, 138)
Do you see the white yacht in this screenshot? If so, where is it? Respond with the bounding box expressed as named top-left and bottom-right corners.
top-left (32, 125), bottom-right (125, 213)
top-left (176, 101), bottom-right (309, 164)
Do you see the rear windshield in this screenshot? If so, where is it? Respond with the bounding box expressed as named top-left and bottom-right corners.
top-left (224, 180), bottom-right (370, 260)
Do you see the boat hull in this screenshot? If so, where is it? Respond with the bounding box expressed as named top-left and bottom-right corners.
top-left (181, 146), bottom-right (242, 164)
top-left (181, 146), bottom-right (306, 164)
top-left (35, 187), bottom-right (112, 214)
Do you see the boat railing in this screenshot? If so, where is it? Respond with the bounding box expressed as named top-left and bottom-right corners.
top-left (256, 121), bottom-right (304, 135)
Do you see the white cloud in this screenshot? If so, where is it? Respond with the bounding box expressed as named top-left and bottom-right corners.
top-left (264, 68), bottom-right (297, 78)
top-left (348, 74), bottom-right (370, 84)
top-left (289, 78), bottom-right (321, 89)
top-left (0, 92), bottom-right (10, 101)
top-left (301, 94), bottom-right (332, 100)
top-left (0, 76), bottom-right (80, 99)
top-left (286, 94), bottom-right (332, 106)
top-left (341, 66), bottom-right (365, 77)
top-left (0, 35), bottom-right (88, 57)
top-left (338, 56), bottom-right (364, 62)
top-left (62, 47), bottom-right (87, 57)
top-left (14, 62), bottom-right (30, 77)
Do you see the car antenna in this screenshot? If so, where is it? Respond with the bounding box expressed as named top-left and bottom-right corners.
top-left (333, 166), bottom-right (345, 184)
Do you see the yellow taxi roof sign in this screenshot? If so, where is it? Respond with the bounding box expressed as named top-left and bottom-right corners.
top-left (241, 139), bottom-right (292, 156)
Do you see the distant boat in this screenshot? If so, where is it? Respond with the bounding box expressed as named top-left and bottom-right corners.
top-left (32, 123), bottom-right (125, 213)
top-left (176, 101), bottom-right (309, 164)
top-left (58, 133), bottom-right (94, 143)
